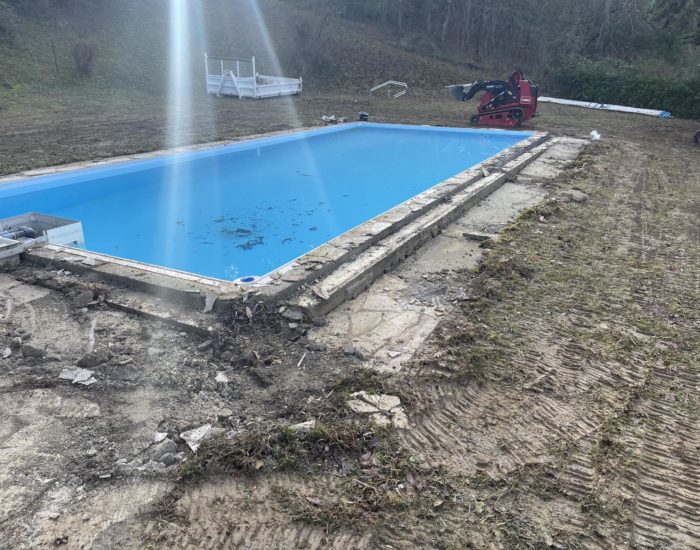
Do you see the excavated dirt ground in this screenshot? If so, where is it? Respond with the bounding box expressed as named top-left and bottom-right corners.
top-left (0, 93), bottom-right (698, 549)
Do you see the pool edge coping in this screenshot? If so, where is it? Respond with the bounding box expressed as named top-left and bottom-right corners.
top-left (0, 122), bottom-right (531, 187)
top-left (0, 126), bottom-right (318, 185)
top-left (16, 127), bottom-right (550, 317)
top-left (291, 137), bottom-right (554, 319)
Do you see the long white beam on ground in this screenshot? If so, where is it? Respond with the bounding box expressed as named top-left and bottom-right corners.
top-left (539, 96), bottom-right (671, 118)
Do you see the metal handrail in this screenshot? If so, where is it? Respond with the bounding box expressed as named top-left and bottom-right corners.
top-left (206, 55), bottom-right (255, 63)
top-left (369, 80), bottom-right (408, 98)
top-left (204, 53), bottom-right (256, 78)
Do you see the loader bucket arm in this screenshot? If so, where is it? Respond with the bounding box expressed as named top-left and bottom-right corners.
top-left (450, 80), bottom-right (510, 102)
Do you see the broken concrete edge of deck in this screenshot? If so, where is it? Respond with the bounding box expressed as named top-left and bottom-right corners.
top-left (290, 136), bottom-right (554, 319)
top-left (255, 132), bottom-right (549, 302)
top-left (16, 131), bottom-right (551, 330)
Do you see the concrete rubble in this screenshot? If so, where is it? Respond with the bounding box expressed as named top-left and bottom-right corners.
top-left (347, 391), bottom-right (409, 429)
top-left (58, 367), bottom-right (97, 386)
top-left (180, 425), bottom-right (211, 452)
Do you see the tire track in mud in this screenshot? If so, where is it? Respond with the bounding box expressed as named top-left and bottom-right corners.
top-left (401, 383), bottom-right (599, 478)
top-left (566, 147), bottom-right (698, 548)
top-left (392, 141), bottom-right (699, 546)
top-left (626, 364), bottom-right (700, 549)
top-left (147, 474), bottom-right (373, 549)
top-left (619, 154), bottom-right (700, 549)
top-left (51, 138), bottom-right (693, 549)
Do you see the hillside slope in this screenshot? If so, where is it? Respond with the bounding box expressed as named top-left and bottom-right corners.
top-left (0, 0), bottom-right (478, 104)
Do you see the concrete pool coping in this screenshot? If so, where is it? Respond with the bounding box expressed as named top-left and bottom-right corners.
top-left (5, 124), bottom-right (550, 319)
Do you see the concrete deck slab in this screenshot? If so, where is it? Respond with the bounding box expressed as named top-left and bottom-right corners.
top-left (293, 139), bottom-right (552, 319)
top-left (401, 234), bottom-right (483, 271)
top-left (0, 275), bottom-right (51, 306)
top-left (309, 137), bottom-right (588, 372)
top-left (448, 182), bottom-right (548, 232)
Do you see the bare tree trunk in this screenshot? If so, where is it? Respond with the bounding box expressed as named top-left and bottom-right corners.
top-left (597, 0), bottom-right (614, 53)
top-left (441, 0), bottom-right (452, 45)
top-left (474, 12), bottom-right (483, 57)
top-left (486, 6), bottom-right (496, 57)
top-left (459, 0), bottom-right (473, 52)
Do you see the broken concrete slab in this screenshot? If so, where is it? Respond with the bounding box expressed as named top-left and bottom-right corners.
top-left (292, 141), bottom-right (551, 320)
top-left (310, 137), bottom-right (588, 373)
top-left (309, 273), bottom-right (442, 374)
top-left (391, 408), bottom-right (409, 429)
top-left (404, 234), bottom-right (483, 272)
top-left (370, 413), bottom-right (391, 427)
top-left (0, 275), bottom-right (51, 307)
top-left (347, 399), bottom-right (380, 414)
top-left (281, 309), bottom-right (304, 322)
top-left (347, 391), bottom-right (408, 428)
top-left (351, 391), bottom-right (401, 412)
top-left (59, 368), bottom-right (97, 386)
top-left (180, 426), bottom-right (210, 453)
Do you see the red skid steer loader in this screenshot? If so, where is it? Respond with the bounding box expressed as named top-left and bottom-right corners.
top-left (450, 70), bottom-right (538, 127)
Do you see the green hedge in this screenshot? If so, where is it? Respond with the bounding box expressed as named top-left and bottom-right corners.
top-left (548, 64), bottom-right (700, 119)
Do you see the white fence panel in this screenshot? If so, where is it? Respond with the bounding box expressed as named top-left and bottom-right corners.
top-left (205, 54), bottom-right (302, 99)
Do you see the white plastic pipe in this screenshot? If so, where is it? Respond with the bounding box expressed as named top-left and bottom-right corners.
top-left (539, 96), bottom-right (671, 118)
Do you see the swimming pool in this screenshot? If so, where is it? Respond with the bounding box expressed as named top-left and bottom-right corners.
top-left (0, 123), bottom-right (532, 280)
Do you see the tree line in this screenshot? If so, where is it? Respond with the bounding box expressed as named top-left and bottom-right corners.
top-left (5, 0), bottom-right (698, 66)
top-left (303, 0), bottom-right (699, 69)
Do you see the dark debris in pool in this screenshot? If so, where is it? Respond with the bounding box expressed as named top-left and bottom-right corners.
top-left (221, 227), bottom-right (253, 237)
top-left (236, 236), bottom-right (265, 250)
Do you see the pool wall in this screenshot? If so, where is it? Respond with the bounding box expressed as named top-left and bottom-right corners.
top-left (2, 125), bottom-right (550, 320)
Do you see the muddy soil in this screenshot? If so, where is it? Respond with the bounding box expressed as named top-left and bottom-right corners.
top-left (0, 92), bottom-right (698, 549)
top-left (0, 265), bottom-right (366, 549)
